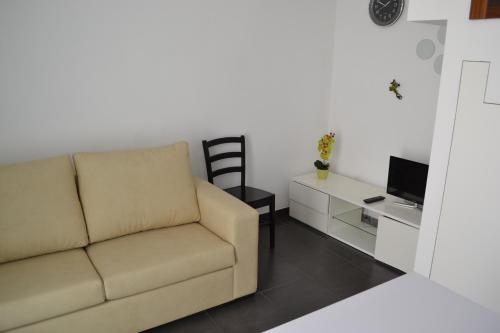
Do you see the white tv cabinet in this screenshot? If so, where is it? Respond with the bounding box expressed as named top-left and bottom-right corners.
top-left (289, 173), bottom-right (422, 272)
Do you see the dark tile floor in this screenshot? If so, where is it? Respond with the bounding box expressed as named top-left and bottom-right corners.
top-left (144, 213), bottom-right (403, 333)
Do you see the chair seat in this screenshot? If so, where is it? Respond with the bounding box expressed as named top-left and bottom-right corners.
top-left (224, 186), bottom-right (274, 208)
top-left (0, 249), bottom-right (105, 331)
top-left (86, 223), bottom-right (235, 301)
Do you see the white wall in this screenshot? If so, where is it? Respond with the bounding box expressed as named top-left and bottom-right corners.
top-left (408, 0), bottom-right (500, 103)
top-left (328, 0), bottom-right (442, 188)
top-left (0, 0), bottom-right (337, 210)
top-left (430, 61), bottom-right (500, 314)
top-left (408, 0), bottom-right (500, 278)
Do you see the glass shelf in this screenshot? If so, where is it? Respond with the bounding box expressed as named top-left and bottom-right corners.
top-left (333, 208), bottom-right (378, 236)
top-left (328, 197), bottom-right (379, 256)
top-left (330, 197), bottom-right (378, 236)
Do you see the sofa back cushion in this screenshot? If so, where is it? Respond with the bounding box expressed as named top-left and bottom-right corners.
top-left (0, 156), bottom-right (89, 263)
top-left (74, 142), bottom-right (200, 243)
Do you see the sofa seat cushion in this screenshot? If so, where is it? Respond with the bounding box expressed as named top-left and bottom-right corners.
top-left (0, 249), bottom-right (105, 331)
top-left (86, 223), bottom-right (235, 300)
top-left (0, 156), bottom-right (88, 263)
top-left (74, 142), bottom-right (200, 243)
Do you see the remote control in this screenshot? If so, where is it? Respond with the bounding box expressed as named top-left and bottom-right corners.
top-left (363, 196), bottom-right (385, 204)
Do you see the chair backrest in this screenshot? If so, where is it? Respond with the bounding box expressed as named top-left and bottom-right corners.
top-left (202, 136), bottom-right (245, 186)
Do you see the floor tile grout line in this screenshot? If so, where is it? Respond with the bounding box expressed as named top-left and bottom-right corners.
top-left (205, 310), bottom-right (225, 333)
top-left (289, 251), bottom-right (392, 295)
top-left (274, 244), bottom-right (369, 277)
top-left (260, 258), bottom-right (340, 300)
top-left (259, 249), bottom-right (372, 295)
top-left (258, 274), bottom-right (305, 294)
top-left (259, 291), bottom-right (274, 304)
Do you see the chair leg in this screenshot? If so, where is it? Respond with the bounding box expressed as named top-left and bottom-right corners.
top-left (269, 197), bottom-right (275, 249)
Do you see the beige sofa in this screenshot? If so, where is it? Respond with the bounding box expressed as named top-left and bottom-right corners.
top-left (0, 142), bottom-right (259, 333)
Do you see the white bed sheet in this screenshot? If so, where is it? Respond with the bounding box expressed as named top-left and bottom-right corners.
top-left (265, 273), bottom-right (500, 333)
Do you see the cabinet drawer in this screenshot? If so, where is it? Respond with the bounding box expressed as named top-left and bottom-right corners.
top-left (290, 200), bottom-right (328, 232)
top-left (289, 181), bottom-right (329, 214)
top-left (375, 216), bottom-right (419, 272)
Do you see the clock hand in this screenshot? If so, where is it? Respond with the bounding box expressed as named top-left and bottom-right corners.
top-left (381, 0), bottom-right (391, 8)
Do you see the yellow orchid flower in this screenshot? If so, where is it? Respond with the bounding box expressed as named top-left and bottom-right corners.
top-left (316, 132), bottom-right (335, 162)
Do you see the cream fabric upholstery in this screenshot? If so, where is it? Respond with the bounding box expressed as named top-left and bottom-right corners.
top-left (86, 223), bottom-right (234, 300)
top-left (7, 268), bottom-right (233, 333)
top-left (74, 142), bottom-right (200, 243)
top-left (0, 249), bottom-right (104, 332)
top-left (0, 156), bottom-right (88, 263)
top-left (0, 153), bottom-right (259, 332)
top-left (195, 178), bottom-right (259, 298)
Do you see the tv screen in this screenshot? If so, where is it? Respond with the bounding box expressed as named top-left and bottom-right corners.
top-left (387, 156), bottom-right (429, 205)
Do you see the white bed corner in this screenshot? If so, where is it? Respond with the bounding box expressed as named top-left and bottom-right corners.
top-left (265, 273), bottom-right (500, 333)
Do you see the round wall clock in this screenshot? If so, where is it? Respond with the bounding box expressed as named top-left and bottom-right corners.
top-left (369, 0), bottom-right (405, 26)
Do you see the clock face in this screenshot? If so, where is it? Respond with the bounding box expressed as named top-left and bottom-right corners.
top-left (369, 0), bottom-right (404, 26)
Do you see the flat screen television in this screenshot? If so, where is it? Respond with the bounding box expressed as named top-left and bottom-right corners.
top-left (387, 156), bottom-right (429, 205)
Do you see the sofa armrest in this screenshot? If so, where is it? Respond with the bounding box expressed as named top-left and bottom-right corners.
top-left (194, 177), bottom-right (259, 298)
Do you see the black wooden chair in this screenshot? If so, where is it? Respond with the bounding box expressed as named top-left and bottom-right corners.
top-left (202, 135), bottom-right (275, 248)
